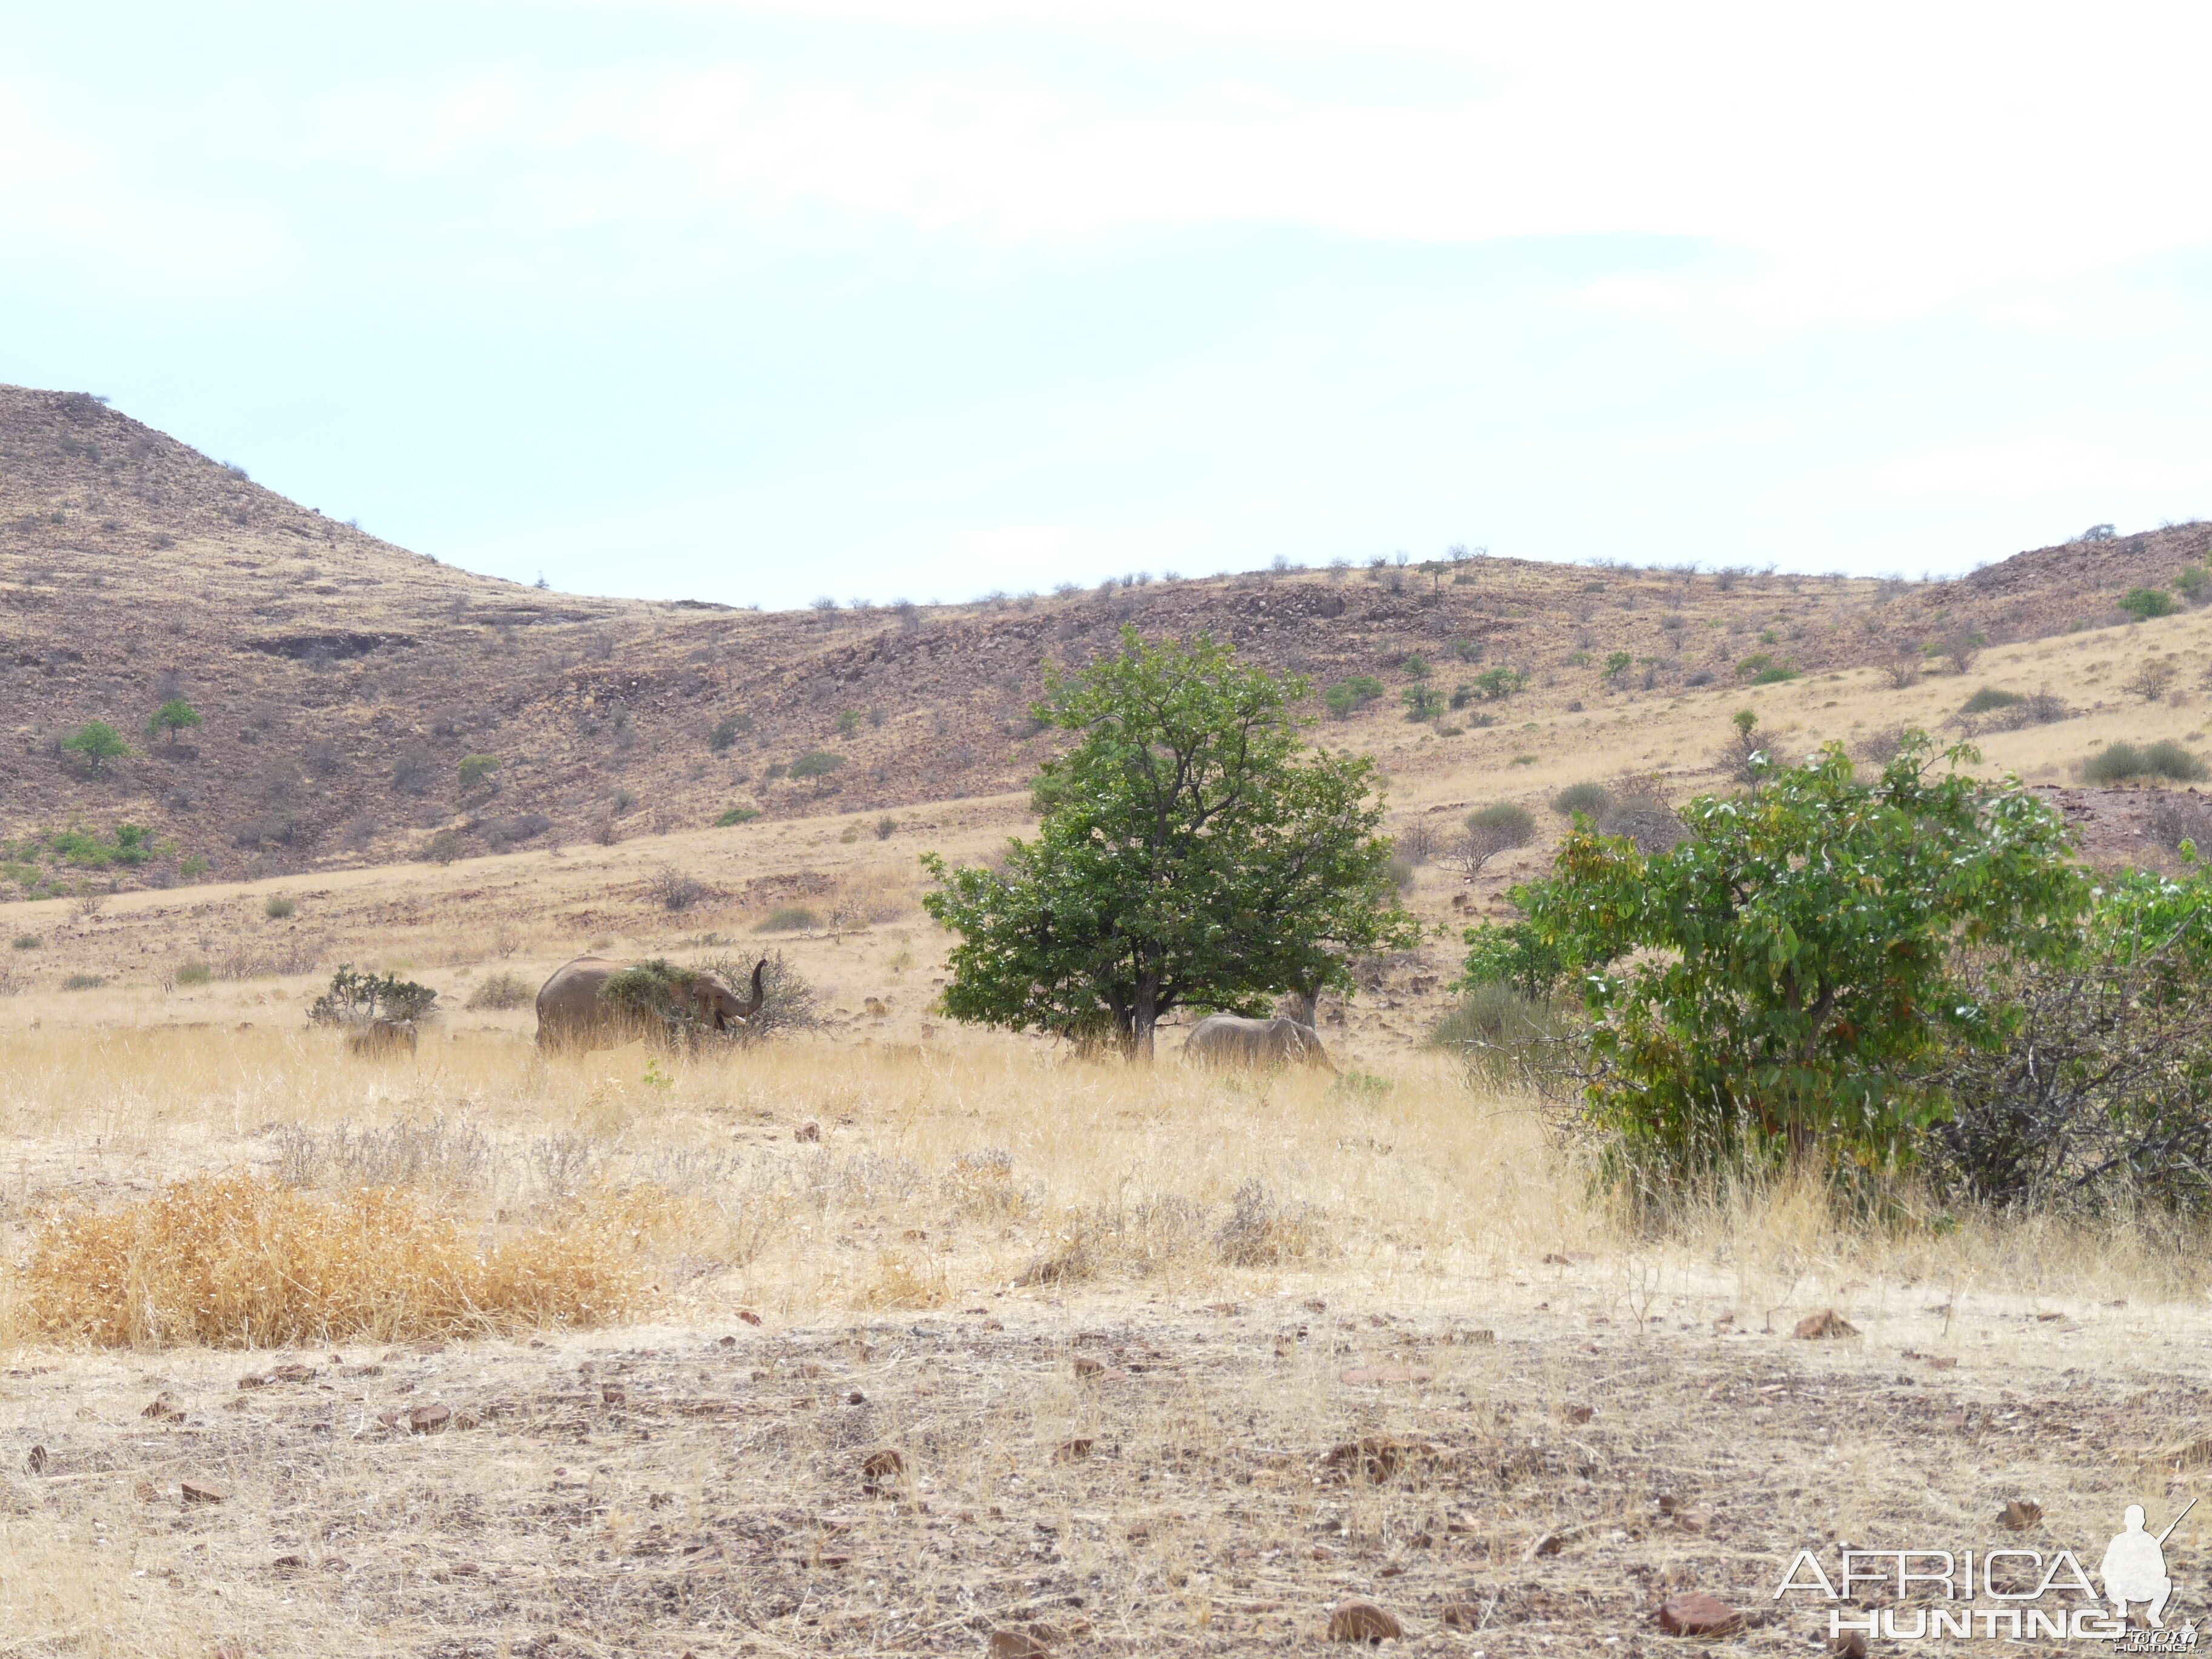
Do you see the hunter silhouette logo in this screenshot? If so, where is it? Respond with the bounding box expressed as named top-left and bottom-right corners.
top-left (1775, 1500), bottom-right (2197, 1643)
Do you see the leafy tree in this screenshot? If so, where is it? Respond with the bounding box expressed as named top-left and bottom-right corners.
top-left (2176, 566), bottom-right (2211, 606)
top-left (836, 708), bottom-right (862, 738)
top-left (1494, 736), bottom-right (2084, 1178)
top-left (1401, 655), bottom-right (1430, 680)
top-left (707, 714), bottom-right (752, 754)
top-left (60, 721), bottom-right (128, 773)
top-left (1323, 675), bottom-right (1385, 719)
top-left (1470, 666), bottom-right (1526, 701)
top-left (2120, 587), bottom-right (2177, 621)
top-left (146, 699), bottom-right (201, 746)
top-left (923, 629), bottom-right (1419, 1056)
top-left (457, 754), bottom-right (500, 793)
top-left (1602, 650), bottom-right (1632, 682)
top-left (788, 751), bottom-right (846, 792)
top-left (1401, 683), bottom-right (1445, 721)
top-left (310, 965), bottom-right (437, 1026)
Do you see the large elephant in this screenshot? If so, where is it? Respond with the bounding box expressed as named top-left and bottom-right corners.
top-left (1182, 1013), bottom-right (1335, 1071)
top-left (535, 956), bottom-right (765, 1051)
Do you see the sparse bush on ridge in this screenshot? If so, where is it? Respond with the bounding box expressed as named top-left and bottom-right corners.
top-left (2083, 740), bottom-right (2208, 785)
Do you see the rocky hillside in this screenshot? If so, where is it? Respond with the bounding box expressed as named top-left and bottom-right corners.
top-left (2, 382), bottom-right (2204, 893)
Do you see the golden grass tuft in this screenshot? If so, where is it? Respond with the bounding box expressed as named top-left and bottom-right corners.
top-left (22, 1173), bottom-right (678, 1348)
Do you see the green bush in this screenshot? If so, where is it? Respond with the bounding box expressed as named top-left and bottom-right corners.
top-left (61, 973), bottom-right (105, 991)
top-left (2176, 566), bottom-right (2211, 606)
top-left (714, 806), bottom-right (762, 827)
top-left (264, 896), bottom-right (297, 920)
top-left (1466, 802), bottom-right (1536, 838)
top-left (1401, 684), bottom-right (1445, 721)
top-left (1432, 980), bottom-right (1572, 1091)
top-left (1470, 666), bottom-right (1526, 701)
top-left (1551, 782), bottom-right (1611, 819)
top-left (11, 934), bottom-right (38, 950)
top-left (1450, 638), bottom-right (1483, 663)
top-left (836, 709), bottom-right (862, 737)
top-left (175, 961), bottom-right (212, 987)
top-left (1960, 686), bottom-right (2021, 715)
top-left (2120, 587), bottom-right (2177, 621)
top-left (756, 905), bottom-right (820, 933)
top-left (457, 754), bottom-right (500, 792)
top-left (310, 965), bottom-right (437, 1027)
top-left (145, 699), bottom-right (201, 746)
top-left (1500, 735), bottom-right (2085, 1181)
top-left (1749, 665), bottom-right (1799, 685)
top-left (708, 714), bottom-right (752, 754)
top-left (1401, 655), bottom-right (1430, 680)
top-left (2083, 740), bottom-right (2209, 784)
top-left (1735, 652), bottom-right (1774, 679)
top-left (60, 721), bottom-right (129, 773)
top-left (1602, 650), bottom-right (1632, 681)
top-left (1324, 675), bottom-right (1386, 719)
top-left (788, 751), bottom-right (846, 791)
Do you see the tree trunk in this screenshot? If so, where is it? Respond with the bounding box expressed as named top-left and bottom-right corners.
top-left (1281, 984), bottom-right (1318, 1027)
top-left (1128, 977), bottom-right (1159, 1061)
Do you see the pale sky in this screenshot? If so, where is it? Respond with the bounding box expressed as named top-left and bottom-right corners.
top-left (5, 2), bottom-right (2209, 606)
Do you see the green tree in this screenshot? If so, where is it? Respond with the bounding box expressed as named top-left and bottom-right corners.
top-left (1494, 736), bottom-right (2084, 1178)
top-left (457, 754), bottom-right (500, 793)
top-left (1471, 666), bottom-right (1526, 701)
top-left (1602, 651), bottom-right (1633, 682)
top-left (788, 751), bottom-right (846, 792)
top-left (60, 721), bottom-right (129, 773)
top-left (1402, 683), bottom-right (1445, 721)
top-left (146, 699), bottom-right (201, 746)
top-left (923, 629), bottom-right (1418, 1056)
top-left (1323, 675), bottom-right (1385, 719)
top-left (2120, 586), bottom-right (2178, 621)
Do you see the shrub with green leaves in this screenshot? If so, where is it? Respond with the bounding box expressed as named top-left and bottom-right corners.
top-left (1960, 686), bottom-right (2021, 716)
top-left (1323, 675), bottom-right (1385, 719)
top-left (2120, 586), bottom-right (2177, 620)
top-left (1401, 683), bottom-right (1445, 721)
top-left (708, 714), bottom-right (752, 754)
top-left (714, 805), bottom-right (762, 827)
top-left (2083, 740), bottom-right (2208, 785)
top-left (309, 965), bottom-right (437, 1027)
top-left (175, 961), bottom-right (212, 987)
top-left (60, 721), bottom-right (129, 773)
top-left (457, 754), bottom-right (500, 793)
top-left (755, 905), bottom-right (819, 933)
top-left (2176, 566), bottom-right (2211, 606)
top-left (264, 896), bottom-right (297, 920)
top-left (788, 751), bottom-right (846, 791)
top-left (1470, 666), bottom-right (1525, 701)
top-left (146, 699), bottom-right (201, 746)
top-left (1493, 736), bottom-right (2084, 1179)
top-left (1602, 651), bottom-right (1632, 681)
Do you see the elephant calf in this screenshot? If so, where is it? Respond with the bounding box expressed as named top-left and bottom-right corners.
top-left (535, 956), bottom-right (765, 1052)
top-left (1181, 1013), bottom-right (1335, 1071)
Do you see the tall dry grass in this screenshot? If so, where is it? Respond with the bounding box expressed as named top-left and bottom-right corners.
top-left (0, 1023), bottom-right (2204, 1350)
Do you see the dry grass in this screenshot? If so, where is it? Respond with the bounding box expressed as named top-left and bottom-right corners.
top-left (20, 1173), bottom-right (678, 1348)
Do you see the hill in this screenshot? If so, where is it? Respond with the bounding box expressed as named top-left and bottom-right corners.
top-left (4, 380), bottom-right (2208, 895)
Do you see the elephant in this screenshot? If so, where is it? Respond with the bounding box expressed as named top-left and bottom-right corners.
top-left (535, 956), bottom-right (765, 1051)
top-left (1182, 1013), bottom-right (1335, 1071)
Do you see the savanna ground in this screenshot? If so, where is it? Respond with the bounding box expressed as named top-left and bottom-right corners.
top-left (4, 610), bottom-right (2212, 1655)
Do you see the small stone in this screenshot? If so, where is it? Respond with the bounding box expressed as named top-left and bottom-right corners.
top-left (861, 1449), bottom-right (903, 1491)
top-left (236, 1372), bottom-right (270, 1389)
top-left (322, 1557), bottom-right (349, 1572)
top-left (133, 1479), bottom-right (158, 1503)
top-left (1672, 1508), bottom-right (1711, 1535)
top-left (1928, 1355), bottom-right (1958, 1370)
top-left (273, 1553), bottom-right (306, 1569)
top-left (989, 1631), bottom-right (1051, 1659)
top-left (1999, 1498), bottom-right (2043, 1530)
top-left (1831, 1631), bottom-right (1869, 1659)
top-left (1794, 1309), bottom-right (1858, 1339)
top-left (1324, 1436), bottom-right (1407, 1481)
top-left (602, 1387), bottom-right (626, 1406)
top-left (407, 1403), bottom-right (452, 1433)
top-left (24, 1446), bottom-right (45, 1475)
top-left (737, 1310), bottom-right (763, 1327)
top-left (1560, 1404), bottom-right (1594, 1424)
top-left (795, 1121), bottom-right (822, 1142)
top-left (141, 1397), bottom-right (185, 1422)
top-left (1073, 1356), bottom-right (1104, 1377)
top-left (1327, 1601), bottom-right (1404, 1643)
top-left (375, 1409), bottom-right (400, 1428)
top-left (269, 1363), bottom-right (317, 1383)
top-left (454, 1411), bottom-right (481, 1430)
top-left (1658, 1592), bottom-right (1743, 1637)
top-left (181, 1480), bottom-right (227, 1506)
top-left (1441, 1602), bottom-right (1483, 1630)
top-left (1053, 1437), bottom-right (1094, 1463)
top-left (845, 1390), bottom-right (866, 1406)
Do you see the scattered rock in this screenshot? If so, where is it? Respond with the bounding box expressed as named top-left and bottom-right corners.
top-left (237, 1372), bottom-right (270, 1389)
top-left (1794, 1309), bottom-right (1858, 1340)
top-left (141, 1397), bottom-right (185, 1422)
top-left (1559, 1403), bottom-right (1594, 1425)
top-left (1831, 1631), bottom-right (1869, 1659)
top-left (1073, 1356), bottom-right (1104, 1377)
top-left (1672, 1508), bottom-right (1712, 1535)
top-left (375, 1410), bottom-right (400, 1429)
top-left (602, 1387), bottom-right (626, 1406)
top-left (738, 1310), bottom-right (763, 1327)
top-left (407, 1404), bottom-right (452, 1433)
top-left (988, 1631), bottom-right (1051, 1659)
top-left (1338, 1365), bottom-right (1433, 1387)
top-left (795, 1121), bottom-right (822, 1142)
top-left (323, 1558), bottom-right (349, 1573)
top-left (1928, 1356), bottom-right (1958, 1370)
top-left (1658, 1592), bottom-right (1743, 1637)
top-left (1053, 1438), bottom-right (1094, 1463)
top-left (1327, 1601), bottom-right (1404, 1643)
top-left (1324, 1436), bottom-right (1410, 1482)
top-left (273, 1553), bottom-right (306, 1570)
top-left (845, 1390), bottom-right (866, 1406)
top-left (1999, 1498), bottom-right (2043, 1530)
top-left (25, 1446), bottom-right (45, 1475)
top-left (454, 1410), bottom-right (481, 1430)
top-left (181, 1480), bottom-right (227, 1506)
top-left (1441, 1601), bottom-right (1485, 1629)
top-left (133, 1480), bottom-right (158, 1503)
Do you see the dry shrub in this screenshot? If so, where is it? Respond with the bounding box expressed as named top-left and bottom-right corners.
top-left (21, 1173), bottom-right (677, 1347)
top-left (862, 1247), bottom-right (950, 1309)
top-left (1019, 1194), bottom-right (1207, 1285)
top-left (1215, 1179), bottom-right (1330, 1267)
top-left (466, 970), bottom-right (534, 1010)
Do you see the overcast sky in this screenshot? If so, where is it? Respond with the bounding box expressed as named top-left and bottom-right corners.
top-left (5, 2), bottom-right (2208, 607)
